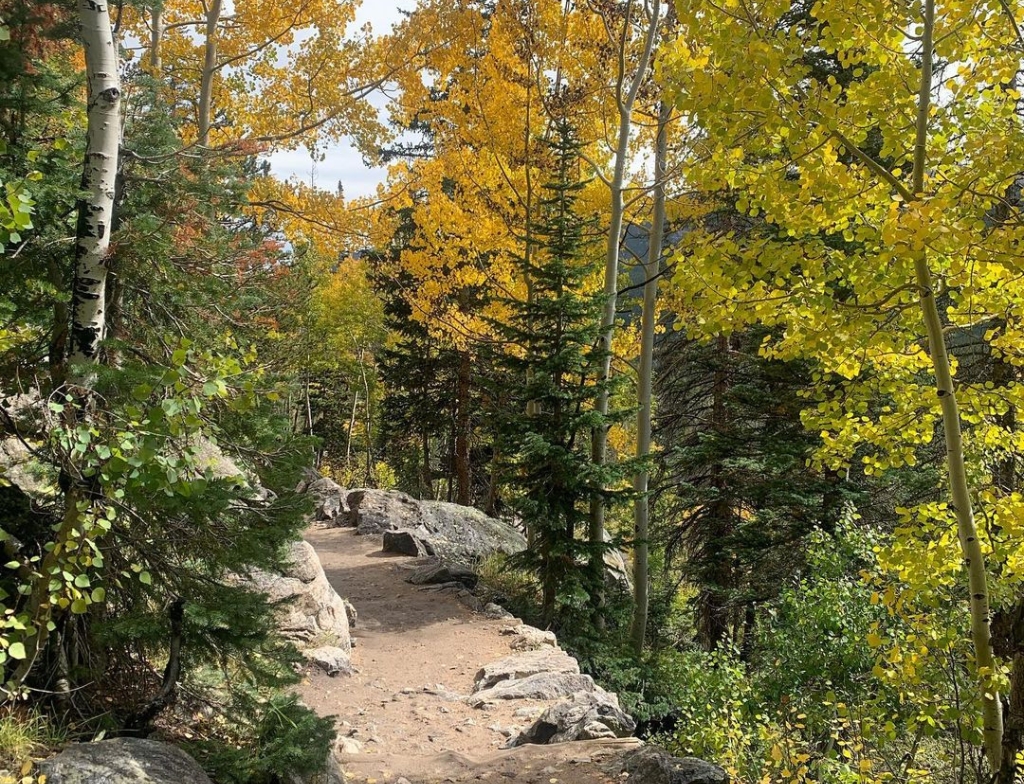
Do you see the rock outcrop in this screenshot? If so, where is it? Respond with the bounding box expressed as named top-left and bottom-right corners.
top-left (511, 690), bottom-right (636, 745)
top-left (621, 746), bottom-right (730, 784)
top-left (501, 624), bottom-right (557, 651)
top-left (470, 672), bottom-right (601, 705)
top-left (348, 489), bottom-right (526, 563)
top-left (474, 648), bottom-right (580, 691)
top-left (243, 540), bottom-right (351, 675)
top-left (305, 477), bottom-right (349, 525)
top-left (40, 738), bottom-right (212, 784)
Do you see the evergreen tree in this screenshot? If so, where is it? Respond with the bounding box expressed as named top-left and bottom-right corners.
top-left (655, 327), bottom-right (854, 651)
top-left (487, 120), bottom-right (624, 625)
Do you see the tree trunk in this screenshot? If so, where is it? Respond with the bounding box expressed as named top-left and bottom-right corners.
top-left (630, 96), bottom-right (670, 656)
top-left (69, 0), bottom-right (121, 365)
top-left (149, 6), bottom-right (163, 72)
top-left (909, 0), bottom-right (1001, 765)
top-left (697, 334), bottom-right (734, 651)
top-left (589, 0), bottom-right (662, 617)
top-left (346, 391), bottom-right (359, 466)
top-left (359, 350), bottom-right (374, 484)
top-left (421, 426), bottom-right (433, 499)
top-left (198, 0), bottom-right (223, 146)
top-left (455, 350), bottom-right (472, 506)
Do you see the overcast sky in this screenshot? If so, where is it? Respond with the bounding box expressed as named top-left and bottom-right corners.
top-left (266, 3), bottom-right (408, 198)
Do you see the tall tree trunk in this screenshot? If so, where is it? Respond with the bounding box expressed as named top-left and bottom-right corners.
top-left (360, 352), bottom-right (373, 484)
top-left (346, 391), bottom-right (359, 466)
top-left (421, 426), bottom-right (432, 498)
top-left (70, 0), bottom-right (121, 365)
top-left (455, 350), bottom-right (472, 506)
top-left (908, 0), bottom-right (1002, 765)
top-left (149, 5), bottom-right (163, 72)
top-left (589, 0), bottom-right (661, 616)
top-left (198, 0), bottom-right (223, 146)
top-left (630, 96), bottom-right (670, 656)
top-left (697, 334), bottom-right (734, 651)
top-left (15, 0), bottom-right (124, 691)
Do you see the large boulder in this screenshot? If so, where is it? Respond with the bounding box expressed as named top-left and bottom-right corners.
top-left (40, 738), bottom-right (212, 784)
top-left (621, 747), bottom-right (730, 784)
top-left (347, 489), bottom-right (421, 534)
top-left (347, 490), bottom-right (526, 563)
top-left (474, 649), bottom-right (580, 691)
top-left (501, 624), bottom-right (558, 651)
top-left (242, 540), bottom-right (351, 673)
top-left (469, 672), bottom-right (599, 705)
top-left (306, 477), bottom-right (349, 525)
top-left (382, 528), bottom-right (433, 557)
top-left (510, 690), bottom-right (636, 746)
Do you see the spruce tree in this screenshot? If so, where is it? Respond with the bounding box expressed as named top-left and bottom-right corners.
top-left (487, 121), bottom-right (623, 626)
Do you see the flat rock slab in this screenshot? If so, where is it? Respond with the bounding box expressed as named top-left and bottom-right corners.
top-left (470, 672), bottom-right (599, 705)
top-left (40, 738), bottom-right (212, 784)
top-left (406, 561), bottom-right (479, 589)
top-left (474, 648), bottom-right (580, 691)
top-left (622, 746), bottom-right (731, 784)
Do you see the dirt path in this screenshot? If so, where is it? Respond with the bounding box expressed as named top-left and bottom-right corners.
top-left (299, 528), bottom-right (640, 784)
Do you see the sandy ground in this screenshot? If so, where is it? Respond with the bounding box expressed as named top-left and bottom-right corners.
top-left (299, 527), bottom-right (641, 784)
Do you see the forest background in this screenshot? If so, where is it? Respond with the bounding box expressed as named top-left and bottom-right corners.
top-left (2, 0), bottom-right (1024, 783)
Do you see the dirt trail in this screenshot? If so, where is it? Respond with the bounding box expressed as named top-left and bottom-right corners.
top-left (299, 528), bottom-right (640, 784)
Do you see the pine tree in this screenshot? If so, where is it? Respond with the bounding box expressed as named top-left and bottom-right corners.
top-left (487, 120), bottom-right (623, 626)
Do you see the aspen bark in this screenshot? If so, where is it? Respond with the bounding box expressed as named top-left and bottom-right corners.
top-left (69, 0), bottom-right (121, 365)
top-left (590, 0), bottom-right (661, 611)
top-left (630, 97), bottom-right (670, 655)
top-left (149, 5), bottom-right (163, 72)
top-left (198, 0), bottom-right (223, 146)
top-left (910, 0), bottom-right (1002, 765)
top-left (11, 2), bottom-right (122, 689)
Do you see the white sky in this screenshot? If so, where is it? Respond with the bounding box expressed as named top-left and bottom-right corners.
top-left (266, 3), bottom-right (408, 199)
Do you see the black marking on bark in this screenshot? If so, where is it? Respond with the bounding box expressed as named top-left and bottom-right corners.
top-left (938, 389), bottom-right (949, 397)
top-left (974, 593), bottom-right (987, 601)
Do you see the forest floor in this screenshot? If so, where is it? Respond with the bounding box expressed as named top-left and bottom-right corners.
top-left (300, 527), bottom-right (641, 784)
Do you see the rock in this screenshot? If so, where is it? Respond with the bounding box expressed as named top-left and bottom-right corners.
top-left (502, 624), bottom-right (558, 651)
top-left (347, 490), bottom-right (525, 563)
top-left (483, 602), bottom-right (514, 620)
top-left (406, 560), bottom-right (479, 589)
top-left (474, 649), bottom-right (580, 691)
top-left (294, 467), bottom-right (322, 495)
top-left (243, 541), bottom-right (351, 651)
top-left (306, 645), bottom-right (353, 676)
top-left (510, 691), bottom-right (636, 746)
top-left (347, 489), bottom-right (422, 534)
top-left (335, 737), bottom-right (363, 755)
top-left (40, 738), bottom-right (212, 784)
top-left (382, 529), bottom-right (433, 557)
top-left (342, 598), bottom-right (358, 628)
top-left (621, 747), bottom-right (730, 784)
top-left (306, 477), bottom-right (349, 525)
top-left (470, 672), bottom-right (598, 705)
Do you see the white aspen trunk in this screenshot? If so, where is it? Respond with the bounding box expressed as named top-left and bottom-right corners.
top-left (910, 0), bottom-right (1002, 765)
top-left (198, 0), bottom-right (223, 146)
top-left (630, 97), bottom-right (670, 656)
top-left (69, 0), bottom-right (122, 366)
top-left (150, 5), bottom-right (163, 72)
top-left (589, 0), bottom-right (661, 605)
top-left (11, 0), bottom-right (122, 690)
